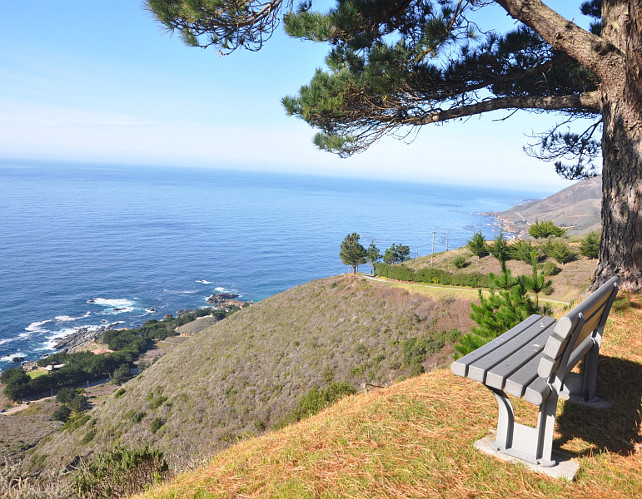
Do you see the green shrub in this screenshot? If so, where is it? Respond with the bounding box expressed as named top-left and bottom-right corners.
top-left (150, 417), bottom-right (164, 434)
top-left (528, 219), bottom-right (567, 238)
top-left (72, 445), bottom-right (169, 498)
top-left (149, 396), bottom-right (168, 410)
top-left (51, 405), bottom-right (72, 423)
top-left (131, 411), bottom-right (146, 424)
top-left (279, 382), bottom-right (356, 427)
top-left (466, 230), bottom-right (487, 257)
top-left (453, 255), bottom-right (468, 268)
top-left (375, 263), bottom-right (491, 288)
top-left (548, 240), bottom-right (577, 264)
top-left (488, 231), bottom-right (509, 261)
top-left (580, 231), bottom-right (600, 258)
top-left (114, 388), bottom-right (126, 398)
top-left (402, 329), bottom-right (461, 375)
top-left (540, 261), bottom-right (561, 276)
top-left (509, 240), bottom-right (537, 263)
top-left (81, 428), bottom-right (97, 444)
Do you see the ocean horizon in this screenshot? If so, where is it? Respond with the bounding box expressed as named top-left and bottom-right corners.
top-left (0, 159), bottom-right (551, 371)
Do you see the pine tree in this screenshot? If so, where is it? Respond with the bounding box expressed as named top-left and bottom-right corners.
top-left (365, 241), bottom-right (381, 274)
top-left (339, 233), bottom-right (366, 274)
top-left (455, 252), bottom-right (538, 358)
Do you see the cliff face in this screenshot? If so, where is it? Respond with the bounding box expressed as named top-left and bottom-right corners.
top-left (26, 275), bottom-right (473, 473)
top-left (497, 176), bottom-right (601, 237)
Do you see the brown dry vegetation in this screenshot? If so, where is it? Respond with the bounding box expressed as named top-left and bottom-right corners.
top-left (141, 296), bottom-right (642, 498)
top-left (22, 275), bottom-right (474, 475)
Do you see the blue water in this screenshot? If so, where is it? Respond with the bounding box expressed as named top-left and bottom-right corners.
top-left (0, 160), bottom-right (548, 371)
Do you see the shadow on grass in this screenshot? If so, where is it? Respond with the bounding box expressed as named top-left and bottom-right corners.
top-left (555, 355), bottom-right (642, 457)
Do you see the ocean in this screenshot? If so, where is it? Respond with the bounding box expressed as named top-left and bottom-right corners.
top-left (0, 160), bottom-right (549, 371)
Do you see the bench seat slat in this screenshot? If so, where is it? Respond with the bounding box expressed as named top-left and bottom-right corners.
top-left (524, 377), bottom-right (551, 406)
top-left (484, 321), bottom-right (557, 390)
top-left (451, 314), bottom-right (543, 377)
top-left (466, 316), bottom-right (556, 383)
top-left (503, 354), bottom-right (544, 398)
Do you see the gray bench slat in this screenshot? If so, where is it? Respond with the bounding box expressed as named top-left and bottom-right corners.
top-left (524, 376), bottom-right (551, 406)
top-left (451, 314), bottom-right (542, 377)
top-left (561, 276), bottom-right (619, 328)
top-left (539, 302), bottom-right (608, 378)
top-left (504, 353), bottom-right (545, 398)
top-left (466, 316), bottom-right (556, 383)
top-left (484, 320), bottom-right (556, 390)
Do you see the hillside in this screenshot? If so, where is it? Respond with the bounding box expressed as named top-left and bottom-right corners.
top-left (142, 295), bottom-right (642, 498)
top-left (24, 275), bottom-right (474, 474)
top-left (496, 176), bottom-right (601, 237)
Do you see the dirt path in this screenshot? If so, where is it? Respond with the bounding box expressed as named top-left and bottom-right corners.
top-left (361, 274), bottom-right (571, 306)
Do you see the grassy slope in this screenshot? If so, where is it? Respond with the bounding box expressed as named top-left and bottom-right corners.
top-left (142, 296), bottom-right (642, 498)
top-left (26, 275), bottom-right (473, 473)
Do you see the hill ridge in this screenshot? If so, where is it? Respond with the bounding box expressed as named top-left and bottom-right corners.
top-left (141, 296), bottom-right (642, 498)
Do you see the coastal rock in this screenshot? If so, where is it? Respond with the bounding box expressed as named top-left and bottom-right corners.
top-left (53, 323), bottom-right (120, 353)
top-left (206, 293), bottom-right (249, 309)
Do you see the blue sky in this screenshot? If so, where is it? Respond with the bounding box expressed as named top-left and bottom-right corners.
top-left (0, 1), bottom-right (594, 190)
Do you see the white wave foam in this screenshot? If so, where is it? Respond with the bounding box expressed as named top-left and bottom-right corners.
top-left (0, 338), bottom-right (14, 346)
top-left (195, 280), bottom-right (212, 284)
top-left (25, 319), bottom-right (52, 333)
top-left (214, 287), bottom-right (226, 292)
top-left (55, 311), bottom-right (91, 322)
top-left (1, 352), bottom-right (26, 363)
top-left (90, 298), bottom-right (136, 314)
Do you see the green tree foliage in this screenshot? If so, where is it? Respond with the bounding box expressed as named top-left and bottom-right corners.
top-left (509, 240), bottom-right (537, 264)
top-left (339, 233), bottom-right (367, 274)
top-left (466, 231), bottom-right (487, 258)
top-left (548, 240), bottom-right (578, 264)
top-left (146, 0), bottom-right (642, 292)
top-left (523, 251), bottom-right (553, 308)
top-left (580, 230), bottom-right (600, 258)
top-left (453, 255), bottom-right (468, 269)
top-left (72, 445), bottom-right (169, 498)
top-left (528, 219), bottom-right (568, 239)
top-left (279, 382), bottom-right (357, 427)
top-left (402, 329), bottom-right (460, 376)
top-left (383, 243), bottom-right (410, 264)
top-left (51, 405), bottom-right (72, 423)
top-left (488, 231), bottom-right (509, 262)
top-left (111, 364), bottom-right (132, 385)
top-left (455, 258), bottom-right (539, 358)
top-left (365, 241), bottom-right (381, 274)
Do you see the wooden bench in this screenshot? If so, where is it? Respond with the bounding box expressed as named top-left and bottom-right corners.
top-left (451, 276), bottom-right (620, 467)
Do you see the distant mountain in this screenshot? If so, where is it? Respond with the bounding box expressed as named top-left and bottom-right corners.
top-left (496, 176), bottom-right (601, 237)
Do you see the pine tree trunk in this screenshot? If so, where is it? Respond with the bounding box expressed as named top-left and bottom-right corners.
top-left (594, 1), bottom-right (642, 292)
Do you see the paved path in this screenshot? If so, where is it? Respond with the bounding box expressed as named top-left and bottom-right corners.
top-left (361, 274), bottom-right (570, 306)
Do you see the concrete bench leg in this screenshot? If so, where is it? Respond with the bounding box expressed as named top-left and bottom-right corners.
top-left (486, 386), bottom-right (558, 467)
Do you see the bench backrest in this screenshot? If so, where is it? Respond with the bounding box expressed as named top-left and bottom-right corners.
top-left (537, 276), bottom-right (620, 381)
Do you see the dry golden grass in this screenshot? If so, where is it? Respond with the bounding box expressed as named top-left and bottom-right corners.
top-left (140, 296), bottom-right (641, 498)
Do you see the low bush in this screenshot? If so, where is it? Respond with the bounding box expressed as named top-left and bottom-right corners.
top-left (540, 261), bottom-right (561, 276)
top-left (580, 231), bottom-right (600, 259)
top-left (278, 382), bottom-right (357, 427)
top-left (375, 263), bottom-right (492, 288)
top-left (453, 255), bottom-right (468, 268)
top-left (529, 219), bottom-right (567, 238)
top-left (150, 417), bottom-right (164, 434)
top-left (402, 329), bottom-right (461, 375)
top-left (548, 240), bottom-right (577, 264)
top-left (72, 445), bottom-right (169, 498)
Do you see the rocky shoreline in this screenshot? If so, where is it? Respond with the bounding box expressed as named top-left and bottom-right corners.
top-left (52, 323), bottom-right (121, 353)
top-left (206, 292), bottom-right (251, 309)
